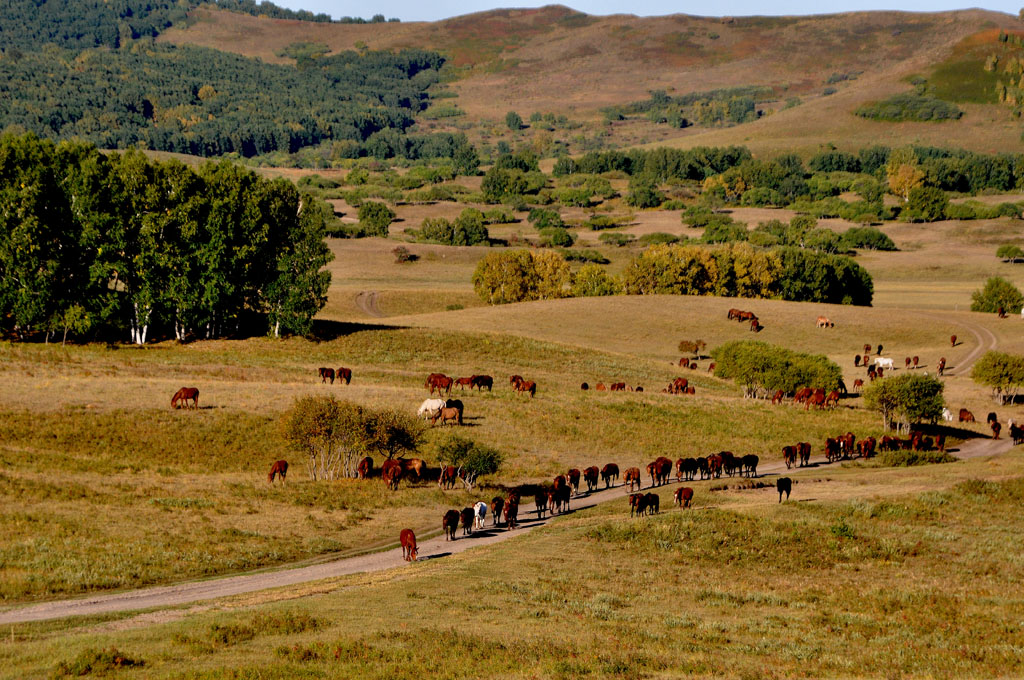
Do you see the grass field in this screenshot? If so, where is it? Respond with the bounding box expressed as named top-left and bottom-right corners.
top-left (4, 451), bottom-right (1024, 678)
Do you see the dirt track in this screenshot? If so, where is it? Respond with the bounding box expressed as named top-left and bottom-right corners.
top-left (0, 437), bottom-right (1012, 625)
top-left (354, 290), bottom-right (384, 318)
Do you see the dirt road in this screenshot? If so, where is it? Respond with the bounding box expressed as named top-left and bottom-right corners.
top-left (354, 290), bottom-right (384, 318)
top-left (0, 436), bottom-right (1012, 625)
top-left (923, 313), bottom-right (998, 376)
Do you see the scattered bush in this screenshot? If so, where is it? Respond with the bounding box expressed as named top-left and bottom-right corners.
top-left (599, 233), bottom-right (636, 247)
top-left (560, 249), bottom-right (610, 264)
top-left (54, 648), bottom-right (144, 676)
top-left (392, 246), bottom-right (418, 263)
top-left (528, 208), bottom-right (564, 230)
top-left (539, 227), bottom-right (575, 248)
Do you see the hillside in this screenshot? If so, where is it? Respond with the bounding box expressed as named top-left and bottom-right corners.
top-left (159, 5), bottom-right (1024, 154)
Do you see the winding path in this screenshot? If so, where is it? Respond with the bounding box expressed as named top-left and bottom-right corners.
top-left (354, 290), bottom-right (384, 318)
top-left (922, 313), bottom-right (998, 376)
top-left (0, 437), bottom-right (1012, 625)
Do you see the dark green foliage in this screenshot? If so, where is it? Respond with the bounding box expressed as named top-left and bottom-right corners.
top-left (638, 232), bottom-right (681, 245)
top-left (681, 205), bottom-right (716, 227)
top-left (863, 374), bottom-right (945, 432)
top-left (505, 111), bottom-right (524, 131)
top-left (433, 435), bottom-right (503, 481)
top-left (855, 94), bottom-right (963, 122)
top-left (539, 227), bottom-right (574, 248)
top-left (840, 227), bottom-right (897, 251)
top-left (802, 228), bottom-right (843, 253)
top-left (1, 39), bottom-right (444, 158)
top-left (712, 340), bottom-right (843, 397)
top-left (612, 86), bottom-right (769, 129)
top-left (420, 210), bottom-right (489, 246)
top-left (775, 247), bottom-right (874, 306)
top-left (971, 351), bottom-right (1024, 404)
top-left (971, 276), bottom-right (1024, 314)
top-left (560, 249), bottom-right (609, 264)
top-left (528, 208), bottom-right (564, 230)
top-left (585, 215), bottom-right (626, 231)
top-left (625, 175), bottom-right (665, 208)
top-left (904, 186), bottom-right (949, 222)
top-left (494, 151), bottom-right (539, 173)
top-left (357, 202), bottom-right (396, 237)
top-left (599, 233), bottom-right (636, 247)
top-left (700, 217), bottom-right (748, 243)
top-left (483, 208), bottom-right (516, 224)
top-left (808, 151), bottom-right (861, 173)
top-left (0, 133), bottom-right (331, 342)
top-left (560, 146), bottom-right (752, 182)
top-left (997, 244), bottom-right (1024, 260)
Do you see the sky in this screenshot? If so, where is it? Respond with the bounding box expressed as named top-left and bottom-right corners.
top-left (271, 1), bottom-right (1021, 22)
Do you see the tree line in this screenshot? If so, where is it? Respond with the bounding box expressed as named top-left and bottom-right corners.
top-left (471, 243), bottom-right (873, 307)
top-left (0, 133), bottom-right (332, 344)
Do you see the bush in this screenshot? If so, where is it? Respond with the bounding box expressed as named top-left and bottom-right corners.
top-left (357, 201), bottom-right (396, 237)
top-left (420, 211), bottom-right (489, 246)
top-left (863, 373), bottom-right (945, 433)
top-left (996, 244), bottom-right (1024, 261)
top-left (484, 208), bottom-right (517, 224)
top-left (560, 249), bottom-right (610, 264)
top-left (472, 250), bottom-right (571, 304)
top-left (775, 247), bottom-right (874, 305)
top-left (904, 186), bottom-right (949, 222)
top-left (701, 217), bottom-right (748, 243)
top-left (638, 232), bottom-right (681, 245)
top-left (585, 215), bottom-right (626, 231)
top-left (392, 246), bottom-right (418, 263)
top-left (840, 226), bottom-right (897, 251)
top-left (571, 263), bottom-right (621, 297)
top-left (54, 648), bottom-right (144, 676)
top-left (971, 351), bottom-right (1024, 404)
top-left (433, 434), bottom-right (503, 488)
top-left (528, 208), bottom-right (564, 230)
top-left (855, 93), bottom-right (963, 122)
top-left (971, 276), bottom-right (1024, 314)
top-left (625, 174), bottom-right (665, 208)
top-left (599, 233), bottom-right (636, 247)
top-left (505, 111), bottom-right (524, 131)
top-left (539, 227), bottom-right (575, 248)
top-left (712, 340), bottom-right (842, 398)
top-left (681, 205), bottom-right (716, 227)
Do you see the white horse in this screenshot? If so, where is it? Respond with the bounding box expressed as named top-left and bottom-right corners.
top-left (473, 501), bottom-right (487, 530)
top-left (417, 398), bottom-right (446, 420)
top-left (941, 407), bottom-right (953, 422)
top-left (873, 357), bottom-right (894, 370)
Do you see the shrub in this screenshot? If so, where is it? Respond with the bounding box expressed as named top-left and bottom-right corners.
top-left (712, 340), bottom-right (842, 398)
top-left (681, 205), bottom-right (716, 227)
top-left (638, 232), bottom-right (681, 245)
top-left (585, 215), bottom-right (625, 230)
top-left (971, 351), bottom-right (1024, 404)
top-left (971, 276), bottom-right (1024, 314)
top-left (700, 217), bottom-right (748, 243)
top-left (483, 208), bottom-right (516, 224)
top-left (357, 201), bottom-right (396, 237)
top-left (840, 226), bottom-right (897, 251)
top-left (571, 263), bottom-right (621, 297)
top-left (392, 246), bottom-right (417, 263)
top-left (855, 93), bottom-right (963, 122)
top-left (472, 250), bottom-right (571, 304)
top-left (54, 648), bottom-right (144, 676)
top-left (625, 174), bottom-right (665, 208)
top-left (505, 111), bottom-right (524, 130)
top-left (528, 208), bottom-right (564, 230)
top-left (539, 227), bottom-right (575, 248)
top-left (997, 244), bottom-right (1024, 260)
top-left (560, 249), bottom-right (610, 264)
top-left (433, 434), bottom-right (503, 488)
top-left (904, 186), bottom-right (949, 222)
top-left (600, 233), bottom-right (636, 247)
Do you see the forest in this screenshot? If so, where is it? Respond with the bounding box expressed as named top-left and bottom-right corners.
top-left (0, 133), bottom-right (332, 344)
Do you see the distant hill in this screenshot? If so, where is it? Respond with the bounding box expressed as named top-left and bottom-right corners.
top-left (159, 5), bottom-right (1024, 156)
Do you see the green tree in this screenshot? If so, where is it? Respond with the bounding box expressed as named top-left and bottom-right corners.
top-left (451, 208), bottom-right (489, 245)
top-left (712, 340), bottom-right (842, 398)
top-left (971, 351), bottom-right (1024, 404)
top-left (971, 276), bottom-right (1024, 314)
top-left (539, 227), bottom-right (574, 247)
top-left (471, 249), bottom-right (570, 304)
top-left (570, 263), bottom-right (620, 297)
top-left (433, 434), bottom-right (503, 489)
top-left (863, 373), bottom-right (945, 433)
top-left (625, 174), bottom-right (665, 208)
top-left (996, 244), bottom-right (1024, 261)
top-left (505, 111), bottom-right (524, 131)
top-left (904, 186), bottom-right (949, 222)
top-left (452, 142), bottom-right (480, 176)
top-left (358, 201), bottom-right (396, 237)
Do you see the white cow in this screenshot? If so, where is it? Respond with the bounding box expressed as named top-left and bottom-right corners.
top-left (473, 501), bottom-right (487, 530)
top-left (941, 407), bottom-right (953, 422)
top-left (417, 398), bottom-right (446, 420)
top-left (873, 357), bottom-right (894, 370)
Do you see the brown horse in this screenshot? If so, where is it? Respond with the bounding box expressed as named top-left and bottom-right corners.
top-left (171, 387), bottom-right (199, 410)
top-left (439, 465), bottom-right (458, 490)
top-left (674, 487), bottom-right (694, 509)
top-left (442, 510), bottom-right (460, 541)
top-left (400, 528), bottom-right (418, 561)
top-left (516, 380), bottom-right (537, 398)
top-left (432, 407), bottom-right (462, 426)
top-left (337, 367), bottom-right (352, 385)
top-left (267, 460), bottom-right (288, 483)
top-left (357, 456), bottom-right (373, 479)
top-left (318, 367), bottom-right (335, 384)
top-left (398, 458), bottom-right (426, 481)
top-left (624, 467), bottom-right (641, 492)
top-left (428, 375), bottom-right (454, 396)
top-left (471, 375), bottom-right (493, 391)
top-left (454, 377), bottom-right (475, 390)
top-left (381, 460), bottom-right (402, 490)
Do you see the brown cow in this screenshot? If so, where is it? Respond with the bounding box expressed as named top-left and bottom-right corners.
top-left (624, 467), bottom-right (641, 492)
top-left (267, 459), bottom-right (288, 483)
top-left (357, 456), bottom-right (373, 479)
top-left (400, 528), bottom-right (418, 561)
top-left (674, 487), bottom-right (694, 509)
top-left (442, 510), bottom-right (460, 541)
top-left (439, 465), bottom-right (458, 490)
top-left (318, 367), bottom-right (335, 384)
top-left (171, 387), bottom-right (199, 410)
top-left (460, 507), bottom-right (475, 536)
top-left (601, 463), bottom-right (619, 488)
top-left (583, 466), bottom-right (599, 493)
top-left (959, 408), bottom-right (975, 423)
top-left (382, 460), bottom-right (402, 490)
top-left (337, 367), bottom-right (352, 385)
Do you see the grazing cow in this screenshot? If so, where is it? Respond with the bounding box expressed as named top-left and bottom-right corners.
top-left (471, 375), bottom-right (493, 391)
top-left (267, 460), bottom-right (288, 483)
top-left (674, 487), bottom-right (694, 509)
top-left (624, 467), bottom-right (641, 492)
top-left (490, 496), bottom-right (505, 526)
top-left (418, 398), bottom-right (446, 420)
top-left (782, 446), bottom-right (797, 470)
top-left (874, 357), bottom-right (894, 370)
top-left (382, 460), bottom-right (402, 490)
top-left (741, 454), bottom-right (759, 478)
top-left (798, 442), bottom-right (811, 467)
top-left (454, 376), bottom-right (475, 390)
top-left (460, 507), bottom-right (475, 536)
top-left (777, 477), bottom-right (792, 503)
top-left (357, 456), bottom-right (373, 479)
top-left (398, 458), bottom-right (426, 481)
top-left (679, 357), bottom-right (690, 368)
top-left (516, 380), bottom-right (537, 398)
top-left (534, 491), bottom-right (548, 519)
top-left (400, 528), bottom-right (418, 561)
top-left (853, 378), bottom-right (864, 393)
top-left (443, 510), bottom-right (460, 541)
top-left (318, 367), bottom-right (335, 384)
top-left (595, 383), bottom-right (607, 391)
top-left (950, 335), bottom-right (957, 348)
top-left (439, 465), bottom-right (458, 490)
top-left (854, 355), bottom-right (861, 367)
top-left (567, 469), bottom-right (581, 496)
top-left (771, 390), bottom-right (785, 405)
top-left (432, 407), bottom-right (462, 427)
top-left (937, 357), bottom-right (946, 376)
top-left (644, 492), bottom-right (660, 514)
top-left (816, 316), bottom-right (833, 328)
top-left (504, 495), bottom-right (520, 530)
top-left (959, 408), bottom-right (975, 423)
top-left (912, 356), bottom-right (919, 369)
top-left (171, 387), bottom-right (200, 410)
top-left (581, 382), bottom-right (589, 390)
top-left (583, 466), bottom-right (599, 493)
top-left (474, 501), bottom-right (488, 529)
top-left (336, 367), bottom-right (352, 385)
top-left (601, 463), bottom-right (619, 488)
